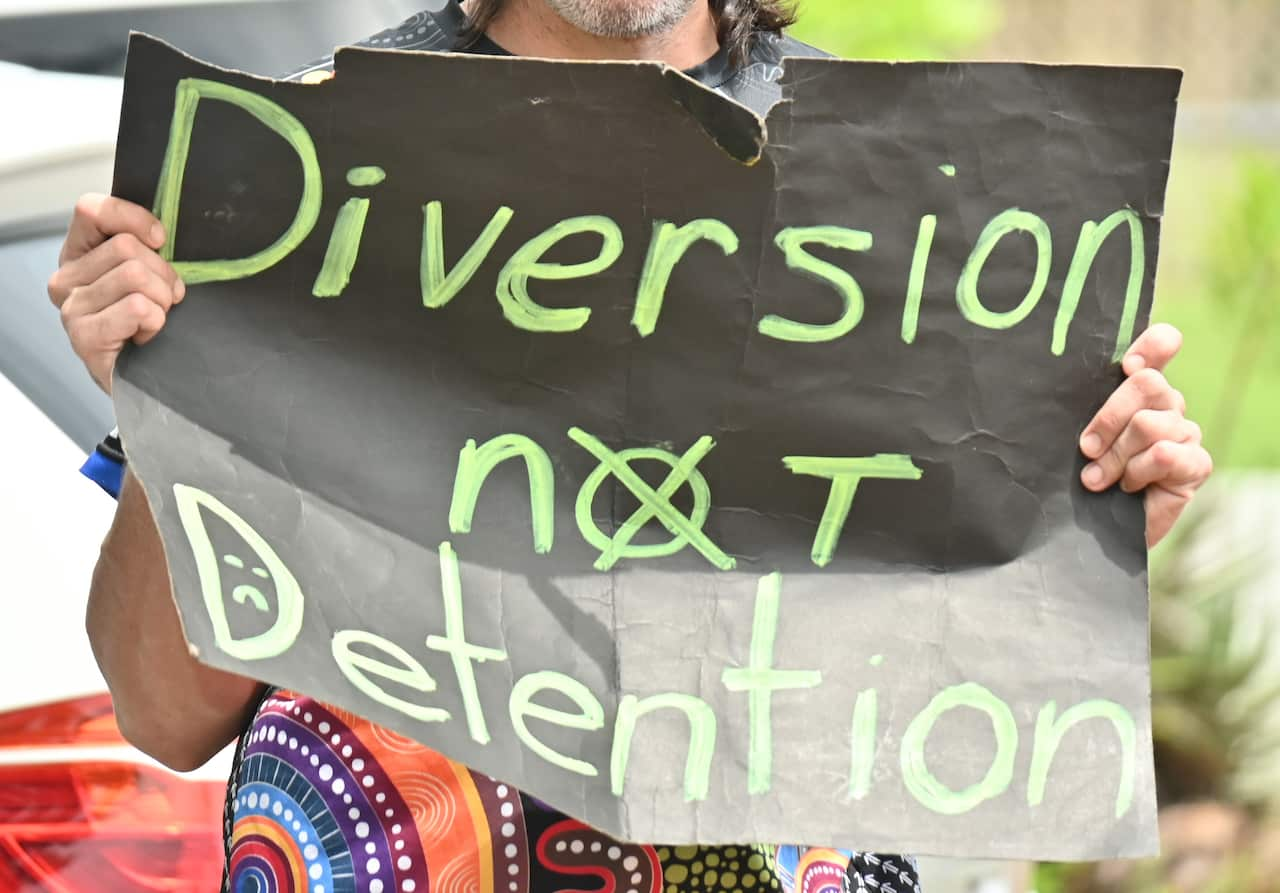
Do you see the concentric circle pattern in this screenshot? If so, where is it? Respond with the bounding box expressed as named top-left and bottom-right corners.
top-left (223, 691), bottom-right (919, 893)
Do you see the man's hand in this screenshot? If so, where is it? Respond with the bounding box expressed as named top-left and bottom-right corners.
top-left (1079, 323), bottom-right (1213, 548)
top-left (48, 193), bottom-right (185, 394)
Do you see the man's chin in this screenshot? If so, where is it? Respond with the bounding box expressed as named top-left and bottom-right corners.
top-left (544, 0), bottom-right (698, 39)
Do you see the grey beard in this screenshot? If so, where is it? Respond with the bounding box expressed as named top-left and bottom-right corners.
top-left (543, 0), bottom-right (700, 38)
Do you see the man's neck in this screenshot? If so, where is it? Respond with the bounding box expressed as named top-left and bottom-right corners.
top-left (462, 0), bottom-right (720, 69)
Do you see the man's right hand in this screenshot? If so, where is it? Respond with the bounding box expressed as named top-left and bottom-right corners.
top-left (47, 193), bottom-right (185, 394)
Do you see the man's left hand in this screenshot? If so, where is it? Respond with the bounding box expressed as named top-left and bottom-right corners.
top-left (1078, 323), bottom-right (1213, 548)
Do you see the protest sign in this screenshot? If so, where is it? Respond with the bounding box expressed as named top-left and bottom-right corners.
top-left (111, 34), bottom-right (1180, 858)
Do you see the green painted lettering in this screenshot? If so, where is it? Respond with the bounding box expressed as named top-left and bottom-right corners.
top-left (509, 671), bottom-right (604, 777)
top-left (632, 219), bottom-right (739, 337)
top-left (1028, 699), bottom-right (1137, 818)
top-left (848, 688), bottom-right (878, 800)
top-left (153, 78), bottom-right (321, 285)
top-left (900, 683), bottom-right (1018, 815)
top-left (449, 434), bottom-right (555, 554)
top-left (332, 629), bottom-right (451, 724)
top-left (956, 208), bottom-right (1052, 330)
top-left (421, 201), bottom-right (515, 309)
top-left (496, 215), bottom-right (623, 332)
top-left (173, 484), bottom-right (304, 661)
top-left (1052, 209), bottom-right (1145, 361)
top-left (611, 693), bottom-right (717, 802)
top-left (569, 427), bottom-right (734, 572)
top-left (313, 196), bottom-right (370, 297)
top-left (721, 573), bottom-right (822, 795)
top-left (424, 543), bottom-right (508, 745)
top-left (782, 455), bottom-right (923, 567)
top-left (902, 214), bottom-right (938, 344)
top-left (760, 226), bottom-right (873, 343)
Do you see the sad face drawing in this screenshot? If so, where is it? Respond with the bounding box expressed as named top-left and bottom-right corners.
top-left (173, 484), bottom-right (305, 662)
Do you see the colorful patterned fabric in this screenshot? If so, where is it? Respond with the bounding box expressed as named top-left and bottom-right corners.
top-left (223, 690), bottom-right (922, 893)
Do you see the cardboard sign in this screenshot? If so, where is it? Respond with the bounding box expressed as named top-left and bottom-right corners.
top-left (112, 34), bottom-right (1180, 858)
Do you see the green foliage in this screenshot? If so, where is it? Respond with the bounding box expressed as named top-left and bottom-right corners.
top-left (789, 0), bottom-right (1003, 60)
top-left (1148, 491), bottom-right (1280, 808)
top-left (1156, 150), bottom-right (1280, 469)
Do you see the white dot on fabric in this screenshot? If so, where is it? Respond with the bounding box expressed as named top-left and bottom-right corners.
top-left (333, 779), bottom-right (345, 795)
top-left (314, 885), bottom-right (324, 893)
top-left (353, 759), bottom-right (365, 772)
top-left (386, 809), bottom-right (394, 818)
top-left (403, 882), bottom-right (416, 892)
top-left (570, 840), bottom-right (584, 854)
top-left (508, 864), bottom-right (519, 876)
top-left (302, 746), bottom-right (310, 757)
top-left (632, 873), bottom-right (643, 884)
top-left (356, 822), bottom-right (370, 839)
top-left (510, 884), bottom-right (518, 892)
top-left (623, 856), bottom-right (639, 871)
top-left (299, 831), bottom-right (308, 844)
top-left (319, 765), bottom-right (333, 782)
top-left (343, 745), bottom-right (353, 758)
top-left (344, 794), bottom-right (352, 805)
top-left (376, 793), bottom-right (387, 803)
top-left (266, 727), bottom-right (276, 742)
top-left (309, 864), bottom-right (323, 881)
top-left (331, 734), bottom-right (341, 746)
top-left (395, 841), bottom-right (405, 851)
top-left (366, 842), bottom-right (377, 855)
top-left (500, 802), bottom-right (514, 818)
top-left (502, 823), bottom-right (515, 837)
top-left (367, 858), bottom-right (381, 873)
top-left (607, 847), bottom-right (622, 860)
top-left (556, 842), bottom-right (567, 852)
top-left (273, 802), bottom-right (283, 816)
top-left (370, 883), bottom-right (384, 893)
top-left (392, 824), bottom-right (402, 835)
top-left (247, 793), bottom-right (259, 809)
top-left (349, 807), bottom-right (361, 820)
top-left (364, 775), bottom-right (376, 787)
top-left (505, 844), bottom-right (518, 858)
top-left (304, 844), bottom-right (318, 860)
top-left (285, 810), bottom-right (294, 822)
top-left (310, 755), bottom-right (320, 767)
top-left (398, 856), bottom-right (411, 870)
top-left (591, 842), bottom-right (602, 853)
top-left (319, 722), bottom-right (330, 734)
top-left (304, 712), bottom-right (313, 723)
top-left (289, 738), bottom-right (299, 750)
top-left (496, 785), bottom-right (509, 797)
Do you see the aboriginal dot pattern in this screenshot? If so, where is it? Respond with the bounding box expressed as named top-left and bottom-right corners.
top-left (220, 690), bottom-right (921, 893)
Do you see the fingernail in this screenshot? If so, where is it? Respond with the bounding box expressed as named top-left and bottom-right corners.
top-left (1083, 463), bottom-right (1104, 488)
top-left (1080, 433), bottom-right (1103, 456)
top-left (174, 278), bottom-right (186, 302)
top-left (150, 223), bottom-right (165, 247)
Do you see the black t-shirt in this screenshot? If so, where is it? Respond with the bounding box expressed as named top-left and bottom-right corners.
top-left (286, 0), bottom-right (830, 117)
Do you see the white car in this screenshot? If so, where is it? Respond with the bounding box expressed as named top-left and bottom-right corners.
top-left (0, 4), bottom-right (420, 888)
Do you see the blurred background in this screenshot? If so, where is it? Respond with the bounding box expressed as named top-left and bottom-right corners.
top-left (0, 1), bottom-right (1276, 891)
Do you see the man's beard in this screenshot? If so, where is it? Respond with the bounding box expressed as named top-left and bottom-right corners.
top-left (543, 0), bottom-right (700, 38)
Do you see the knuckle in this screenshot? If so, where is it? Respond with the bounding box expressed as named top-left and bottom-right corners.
top-left (119, 259), bottom-right (150, 291)
top-left (111, 232), bottom-right (143, 261)
top-left (1151, 441), bottom-right (1179, 468)
top-left (73, 193), bottom-right (103, 222)
top-left (125, 292), bottom-right (153, 317)
top-left (47, 269), bottom-right (65, 304)
top-left (1131, 367), bottom-right (1167, 396)
top-left (1185, 419), bottom-right (1203, 443)
top-left (1171, 389), bottom-right (1187, 412)
top-left (1131, 409), bottom-right (1163, 439)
